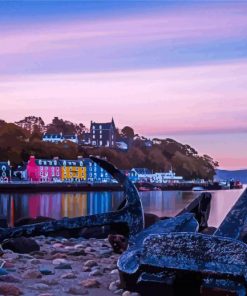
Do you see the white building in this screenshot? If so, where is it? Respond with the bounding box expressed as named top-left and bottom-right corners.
top-left (42, 133), bottom-right (78, 144)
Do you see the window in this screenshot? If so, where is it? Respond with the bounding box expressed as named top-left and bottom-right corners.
top-left (93, 130), bottom-right (95, 134)
top-left (93, 125), bottom-right (95, 129)
top-left (99, 125), bottom-right (102, 129)
top-left (93, 135), bottom-right (95, 139)
top-left (99, 140), bottom-right (102, 146)
top-left (100, 135), bottom-right (102, 139)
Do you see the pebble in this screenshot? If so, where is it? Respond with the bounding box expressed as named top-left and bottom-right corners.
top-left (65, 286), bottom-right (89, 295)
top-left (31, 283), bottom-right (49, 290)
top-left (61, 272), bottom-right (77, 279)
top-left (52, 258), bottom-right (68, 265)
top-left (54, 263), bottom-right (72, 270)
top-left (22, 269), bottom-right (42, 279)
top-left (110, 269), bottom-right (119, 274)
top-left (0, 284), bottom-right (21, 296)
top-left (39, 268), bottom-right (54, 275)
top-left (30, 258), bottom-right (41, 264)
top-left (40, 278), bottom-right (59, 286)
top-left (0, 268), bottom-right (8, 276)
top-left (52, 243), bottom-right (64, 248)
top-left (89, 269), bottom-right (102, 277)
top-left (84, 260), bottom-right (98, 268)
top-left (0, 275), bottom-right (21, 283)
top-left (38, 294), bottom-right (54, 296)
top-left (80, 278), bottom-right (101, 288)
top-left (109, 280), bottom-right (120, 292)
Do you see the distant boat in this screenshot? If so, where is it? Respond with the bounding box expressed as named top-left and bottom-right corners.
top-left (192, 186), bottom-right (204, 192)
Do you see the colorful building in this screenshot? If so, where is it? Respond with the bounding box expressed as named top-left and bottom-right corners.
top-left (27, 156), bottom-right (61, 182)
top-left (84, 158), bottom-right (113, 183)
top-left (0, 162), bottom-right (11, 182)
top-left (60, 159), bottom-right (86, 182)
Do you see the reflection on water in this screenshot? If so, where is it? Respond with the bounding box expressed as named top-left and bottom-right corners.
top-left (0, 188), bottom-right (245, 227)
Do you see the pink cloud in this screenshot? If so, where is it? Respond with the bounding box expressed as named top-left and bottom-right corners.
top-left (0, 59), bottom-right (246, 134)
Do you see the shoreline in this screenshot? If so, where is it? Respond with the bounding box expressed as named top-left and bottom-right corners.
top-left (0, 182), bottom-right (229, 193)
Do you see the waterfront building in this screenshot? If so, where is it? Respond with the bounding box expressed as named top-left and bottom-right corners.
top-left (84, 158), bottom-right (112, 183)
top-left (0, 162), bottom-right (11, 183)
top-left (130, 168), bottom-right (153, 182)
top-left (90, 118), bottom-right (116, 147)
top-left (60, 159), bottom-right (86, 182)
top-left (27, 156), bottom-right (61, 182)
top-left (153, 170), bottom-right (183, 183)
top-left (13, 164), bottom-right (28, 181)
top-left (42, 133), bottom-right (78, 144)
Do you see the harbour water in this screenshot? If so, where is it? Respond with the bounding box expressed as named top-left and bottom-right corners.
top-left (0, 188), bottom-right (245, 227)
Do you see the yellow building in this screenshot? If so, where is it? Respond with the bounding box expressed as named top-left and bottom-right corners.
top-left (60, 160), bottom-right (86, 182)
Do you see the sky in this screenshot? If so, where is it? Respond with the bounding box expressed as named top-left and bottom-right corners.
top-left (0, 1), bottom-right (247, 169)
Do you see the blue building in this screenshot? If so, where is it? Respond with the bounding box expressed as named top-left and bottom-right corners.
top-left (0, 162), bottom-right (11, 182)
top-left (84, 158), bottom-right (113, 183)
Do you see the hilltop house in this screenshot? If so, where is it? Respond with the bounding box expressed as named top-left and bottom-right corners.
top-left (0, 162), bottom-right (11, 183)
top-left (42, 133), bottom-right (78, 144)
top-left (90, 118), bottom-right (116, 147)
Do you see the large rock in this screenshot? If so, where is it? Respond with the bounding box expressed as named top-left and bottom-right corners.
top-left (2, 237), bottom-right (40, 254)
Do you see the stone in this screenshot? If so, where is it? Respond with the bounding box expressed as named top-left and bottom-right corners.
top-left (89, 269), bottom-right (102, 277)
top-left (54, 263), bottom-right (72, 270)
top-left (38, 294), bottom-right (54, 296)
top-left (80, 278), bottom-right (100, 288)
top-left (51, 253), bottom-right (68, 259)
top-left (40, 278), bottom-right (59, 286)
top-left (0, 284), bottom-right (21, 295)
top-left (110, 269), bottom-right (119, 274)
top-left (84, 260), bottom-right (98, 268)
top-left (109, 280), bottom-right (120, 291)
top-left (30, 258), bottom-right (41, 264)
top-left (61, 272), bottom-right (77, 279)
top-left (39, 268), bottom-right (54, 275)
top-left (52, 243), bottom-right (64, 248)
top-left (52, 258), bottom-right (68, 265)
top-left (0, 268), bottom-right (8, 276)
top-left (22, 269), bottom-right (42, 279)
top-left (65, 286), bottom-right (88, 295)
top-left (2, 252), bottom-right (19, 260)
top-left (31, 283), bottom-right (49, 290)
top-left (68, 250), bottom-right (86, 256)
top-left (114, 289), bottom-right (124, 295)
top-left (2, 237), bottom-right (40, 254)
top-left (0, 275), bottom-right (21, 283)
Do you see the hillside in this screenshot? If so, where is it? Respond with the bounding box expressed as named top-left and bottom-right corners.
top-left (215, 169), bottom-right (247, 184)
top-left (0, 117), bottom-right (218, 180)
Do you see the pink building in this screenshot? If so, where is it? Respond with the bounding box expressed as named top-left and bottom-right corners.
top-left (27, 156), bottom-right (61, 182)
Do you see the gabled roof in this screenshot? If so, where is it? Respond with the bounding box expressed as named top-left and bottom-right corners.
top-left (43, 134), bottom-right (63, 139)
top-left (59, 160), bottom-right (84, 167)
top-left (35, 159), bottom-right (59, 166)
top-left (91, 118), bottom-right (116, 130)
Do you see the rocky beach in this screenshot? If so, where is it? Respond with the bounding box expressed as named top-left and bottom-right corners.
top-left (0, 236), bottom-right (138, 296)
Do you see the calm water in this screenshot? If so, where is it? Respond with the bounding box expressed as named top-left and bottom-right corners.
top-left (0, 188), bottom-right (245, 227)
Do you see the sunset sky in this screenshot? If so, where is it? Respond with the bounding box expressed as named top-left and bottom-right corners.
top-left (0, 1), bottom-right (246, 169)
